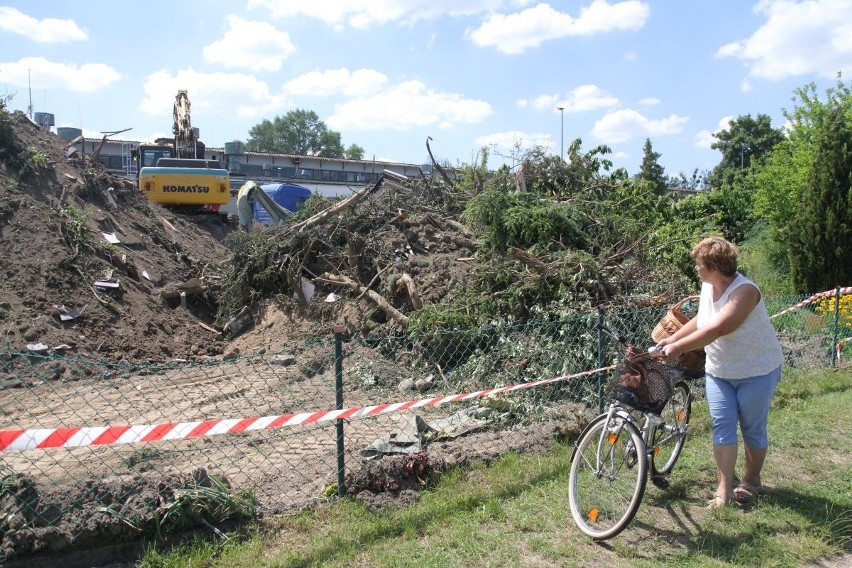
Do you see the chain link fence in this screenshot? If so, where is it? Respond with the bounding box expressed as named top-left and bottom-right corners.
top-left (0, 290), bottom-right (849, 563)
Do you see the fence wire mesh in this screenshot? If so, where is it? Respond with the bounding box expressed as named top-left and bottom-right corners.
top-left (0, 291), bottom-right (849, 563)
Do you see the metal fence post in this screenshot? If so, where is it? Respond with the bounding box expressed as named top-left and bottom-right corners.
top-left (597, 306), bottom-right (606, 413)
top-left (831, 287), bottom-right (841, 367)
top-left (333, 326), bottom-right (347, 497)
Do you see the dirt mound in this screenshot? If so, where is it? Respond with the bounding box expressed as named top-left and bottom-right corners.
top-left (0, 110), bottom-right (236, 363)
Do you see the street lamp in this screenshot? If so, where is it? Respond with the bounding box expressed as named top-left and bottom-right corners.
top-left (556, 106), bottom-right (565, 158)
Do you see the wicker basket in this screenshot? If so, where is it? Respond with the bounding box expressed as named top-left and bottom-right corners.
top-left (651, 295), bottom-right (706, 377)
top-left (610, 345), bottom-right (681, 414)
top-left (651, 295), bottom-right (698, 341)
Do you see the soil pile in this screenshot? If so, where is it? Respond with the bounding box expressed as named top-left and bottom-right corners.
top-left (0, 109), bottom-right (482, 367)
top-left (1, 110), bottom-right (238, 364)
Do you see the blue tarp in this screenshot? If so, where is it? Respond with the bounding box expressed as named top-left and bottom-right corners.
top-left (253, 183), bottom-right (312, 224)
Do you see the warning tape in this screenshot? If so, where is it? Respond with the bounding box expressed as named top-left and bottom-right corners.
top-left (770, 287), bottom-right (852, 319)
top-left (0, 366), bottom-right (613, 452)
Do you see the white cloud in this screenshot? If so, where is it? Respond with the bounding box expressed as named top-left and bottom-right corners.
top-left (715, 0), bottom-right (852, 79)
top-left (516, 94), bottom-right (557, 110)
top-left (247, 0), bottom-right (519, 29)
top-left (694, 115), bottom-right (733, 148)
top-left (327, 80), bottom-right (492, 130)
top-left (467, 1), bottom-right (649, 54)
top-left (518, 85), bottom-right (619, 113)
top-left (283, 68), bottom-right (388, 97)
top-left (694, 130), bottom-right (716, 149)
top-left (557, 84), bottom-right (619, 112)
top-left (0, 7), bottom-right (87, 42)
top-left (591, 109), bottom-right (688, 143)
top-left (203, 16), bottom-right (295, 72)
top-left (639, 97), bottom-right (660, 107)
top-left (475, 130), bottom-right (553, 152)
top-left (139, 69), bottom-right (287, 121)
top-left (0, 57), bottom-right (120, 92)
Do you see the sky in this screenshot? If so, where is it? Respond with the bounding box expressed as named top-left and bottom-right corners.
top-left (1, 1), bottom-right (850, 177)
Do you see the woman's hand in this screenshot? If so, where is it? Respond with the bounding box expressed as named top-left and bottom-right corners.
top-left (654, 342), bottom-right (681, 362)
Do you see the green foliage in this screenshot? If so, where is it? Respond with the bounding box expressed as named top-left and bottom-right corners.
top-left (638, 138), bottom-right (666, 195)
top-left (0, 102), bottom-right (29, 176)
top-left (751, 76), bottom-right (852, 293)
top-left (246, 109), bottom-right (347, 157)
top-left (708, 113), bottom-right (786, 187)
top-left (462, 187), bottom-right (587, 252)
top-left (665, 168), bottom-right (710, 190)
top-left (787, 102), bottom-right (852, 293)
top-left (752, 139), bottom-right (811, 232)
top-left (738, 222), bottom-right (794, 296)
top-left (217, 228), bottom-right (303, 324)
top-left (107, 472), bottom-right (256, 541)
top-left (671, 184), bottom-right (754, 243)
top-left (344, 143), bottom-right (365, 160)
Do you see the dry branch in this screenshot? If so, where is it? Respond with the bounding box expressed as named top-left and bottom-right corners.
top-left (394, 273), bottom-right (423, 310)
top-left (510, 247), bottom-right (552, 273)
top-left (318, 273), bottom-right (409, 325)
top-left (287, 176), bottom-right (384, 235)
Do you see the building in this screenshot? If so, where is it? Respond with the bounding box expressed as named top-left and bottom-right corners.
top-left (67, 136), bottom-right (434, 198)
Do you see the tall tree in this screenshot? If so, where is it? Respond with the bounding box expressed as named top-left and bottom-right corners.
top-left (344, 143), bottom-right (365, 160)
top-left (637, 138), bottom-right (666, 195)
top-left (708, 114), bottom-right (785, 187)
top-left (787, 102), bottom-right (852, 293)
top-left (754, 78), bottom-right (852, 231)
top-left (246, 109), bottom-right (346, 157)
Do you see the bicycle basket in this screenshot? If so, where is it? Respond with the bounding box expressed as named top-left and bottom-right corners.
top-left (650, 295), bottom-right (706, 377)
top-left (610, 345), bottom-right (681, 414)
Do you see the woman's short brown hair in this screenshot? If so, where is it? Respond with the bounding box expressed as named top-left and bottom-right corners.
top-left (691, 237), bottom-right (738, 277)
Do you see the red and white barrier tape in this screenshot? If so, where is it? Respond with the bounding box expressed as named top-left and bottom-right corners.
top-left (770, 287), bottom-right (852, 319)
top-left (0, 366), bottom-right (613, 452)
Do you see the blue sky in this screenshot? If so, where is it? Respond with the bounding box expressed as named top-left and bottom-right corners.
top-left (1, 1), bottom-right (850, 177)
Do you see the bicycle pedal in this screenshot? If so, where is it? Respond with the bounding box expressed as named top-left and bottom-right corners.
top-left (651, 475), bottom-right (670, 489)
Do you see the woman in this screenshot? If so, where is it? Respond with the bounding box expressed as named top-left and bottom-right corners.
top-left (654, 237), bottom-right (784, 509)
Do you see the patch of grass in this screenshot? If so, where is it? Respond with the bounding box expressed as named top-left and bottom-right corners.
top-left (138, 366), bottom-right (851, 567)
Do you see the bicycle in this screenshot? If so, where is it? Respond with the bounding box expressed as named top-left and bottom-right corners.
top-left (568, 324), bottom-right (694, 540)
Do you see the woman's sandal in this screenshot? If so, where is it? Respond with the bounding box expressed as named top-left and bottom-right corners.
top-left (707, 494), bottom-right (734, 509)
top-left (733, 483), bottom-right (763, 503)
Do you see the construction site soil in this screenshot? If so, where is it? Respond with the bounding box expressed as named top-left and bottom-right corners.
top-left (1, 111), bottom-right (573, 566)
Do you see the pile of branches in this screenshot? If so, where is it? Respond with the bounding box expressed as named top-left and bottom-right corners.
top-left (217, 173), bottom-right (471, 330)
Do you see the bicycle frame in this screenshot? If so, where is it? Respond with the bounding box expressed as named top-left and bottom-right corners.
top-left (596, 402), bottom-right (666, 468)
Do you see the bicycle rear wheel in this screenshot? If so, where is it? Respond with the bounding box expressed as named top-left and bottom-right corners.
top-left (651, 381), bottom-right (691, 476)
top-left (568, 413), bottom-right (648, 540)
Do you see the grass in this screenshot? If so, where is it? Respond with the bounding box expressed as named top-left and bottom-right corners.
top-left (137, 365), bottom-right (852, 568)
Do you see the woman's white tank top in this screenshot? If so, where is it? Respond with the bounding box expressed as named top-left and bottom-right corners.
top-left (697, 273), bottom-right (783, 379)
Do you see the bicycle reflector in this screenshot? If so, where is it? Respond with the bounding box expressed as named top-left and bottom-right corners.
top-left (608, 433), bottom-right (618, 445)
top-left (587, 508), bottom-right (600, 523)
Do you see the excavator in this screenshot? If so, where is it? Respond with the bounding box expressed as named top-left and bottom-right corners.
top-left (135, 90), bottom-right (305, 226)
top-left (134, 90), bottom-right (231, 213)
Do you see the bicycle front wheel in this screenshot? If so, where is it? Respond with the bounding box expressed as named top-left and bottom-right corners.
top-left (651, 381), bottom-right (691, 476)
top-left (568, 413), bottom-right (648, 540)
